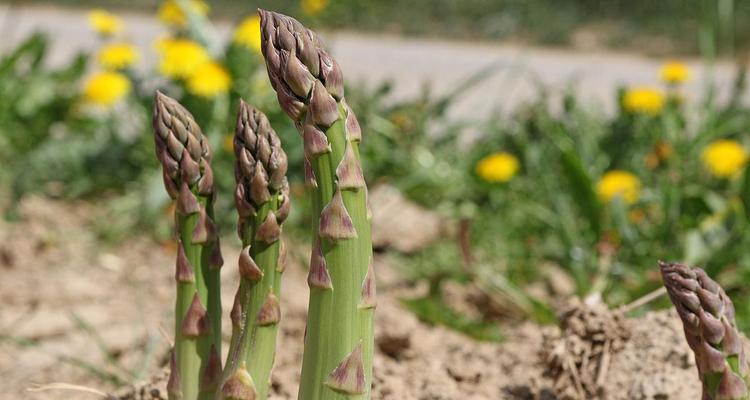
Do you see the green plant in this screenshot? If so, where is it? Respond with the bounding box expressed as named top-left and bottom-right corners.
top-left (153, 92), bottom-right (223, 400)
top-left (23, 0), bottom-right (750, 55)
top-left (1, 2), bottom-right (303, 238)
top-left (153, 93), bottom-right (293, 400)
top-left (221, 101), bottom-right (290, 400)
top-left (259, 10), bottom-right (375, 399)
top-left (660, 261), bottom-right (749, 399)
top-left (444, 64), bottom-right (750, 323)
top-left (149, 9), bottom-right (376, 399)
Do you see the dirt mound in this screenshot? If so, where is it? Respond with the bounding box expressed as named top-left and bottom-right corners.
top-left (539, 300), bottom-right (700, 400)
top-left (542, 300), bottom-right (632, 399)
top-left (0, 197), bottom-right (703, 399)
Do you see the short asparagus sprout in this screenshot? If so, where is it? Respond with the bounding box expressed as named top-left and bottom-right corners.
top-left (659, 261), bottom-right (749, 400)
top-left (221, 101), bottom-right (290, 400)
top-left (259, 10), bottom-right (375, 400)
top-left (153, 92), bottom-right (223, 400)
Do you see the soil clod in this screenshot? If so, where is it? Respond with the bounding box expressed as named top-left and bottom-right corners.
top-left (542, 299), bottom-right (630, 399)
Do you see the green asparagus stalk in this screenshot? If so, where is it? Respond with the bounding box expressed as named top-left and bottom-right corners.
top-left (220, 100), bottom-right (290, 400)
top-left (153, 91), bottom-right (223, 400)
top-left (659, 261), bottom-right (749, 400)
top-left (259, 10), bottom-right (375, 400)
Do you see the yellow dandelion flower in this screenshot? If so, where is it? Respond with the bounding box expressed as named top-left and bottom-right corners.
top-left (88, 9), bottom-right (123, 36)
top-left (187, 62), bottom-right (232, 98)
top-left (158, 0), bottom-right (209, 28)
top-left (660, 61), bottom-right (690, 84)
top-left (157, 38), bottom-right (209, 79)
top-left (701, 139), bottom-right (748, 178)
top-left (596, 170), bottom-right (641, 205)
top-left (152, 36), bottom-right (174, 53)
top-left (301, 0), bottom-right (329, 16)
top-left (623, 87), bottom-right (665, 115)
top-left (97, 43), bottom-right (139, 70)
top-left (476, 152), bottom-right (519, 183)
top-left (83, 71), bottom-right (131, 107)
top-left (223, 134), bottom-right (235, 153)
top-left (233, 16), bottom-right (262, 54)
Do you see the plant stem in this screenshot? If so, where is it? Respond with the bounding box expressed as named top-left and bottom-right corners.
top-left (259, 10), bottom-right (375, 400)
top-left (153, 91), bottom-right (222, 400)
top-left (660, 261), bottom-right (749, 400)
top-left (221, 101), bottom-right (289, 400)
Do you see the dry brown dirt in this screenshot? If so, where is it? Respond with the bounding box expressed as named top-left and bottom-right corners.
top-left (1, 197), bottom-right (707, 400)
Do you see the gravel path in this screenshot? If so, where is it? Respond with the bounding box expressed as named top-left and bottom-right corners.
top-left (0, 4), bottom-right (745, 118)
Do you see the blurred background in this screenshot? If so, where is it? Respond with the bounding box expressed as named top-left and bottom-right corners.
top-left (2, 0), bottom-right (750, 397)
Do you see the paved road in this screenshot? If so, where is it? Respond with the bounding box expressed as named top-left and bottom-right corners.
top-left (0, 4), bottom-right (743, 119)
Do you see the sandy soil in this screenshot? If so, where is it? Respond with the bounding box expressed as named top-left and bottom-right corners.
top-left (1, 197), bottom-right (706, 400)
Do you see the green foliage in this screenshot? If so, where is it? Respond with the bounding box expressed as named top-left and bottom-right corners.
top-left (341, 50), bottom-right (750, 328)
top-left (0, 10), bottom-right (301, 237)
top-left (402, 296), bottom-right (503, 342)
top-left (461, 70), bottom-right (750, 312)
top-left (0, 34), bottom-right (87, 190)
top-left (25, 0), bottom-right (748, 54)
top-left (345, 63), bottom-right (506, 218)
top-left (0, 34), bottom-right (85, 155)
top-left (5, 1), bottom-right (750, 343)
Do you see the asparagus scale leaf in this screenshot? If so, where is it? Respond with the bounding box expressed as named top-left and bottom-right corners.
top-left (153, 92), bottom-right (223, 400)
top-left (259, 10), bottom-right (375, 400)
top-left (660, 262), bottom-right (749, 400)
top-left (221, 101), bottom-right (290, 400)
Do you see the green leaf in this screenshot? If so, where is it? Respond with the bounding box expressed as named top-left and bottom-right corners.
top-left (559, 148), bottom-right (602, 237)
top-left (474, 263), bottom-right (556, 324)
top-left (0, 32), bottom-right (47, 76)
top-left (401, 296), bottom-right (504, 342)
top-left (741, 168), bottom-right (750, 218)
top-left (611, 197), bottom-right (636, 244)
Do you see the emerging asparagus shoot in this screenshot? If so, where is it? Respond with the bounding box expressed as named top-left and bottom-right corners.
top-left (221, 101), bottom-right (290, 400)
top-left (659, 261), bottom-right (749, 400)
top-left (153, 92), bottom-right (223, 400)
top-left (259, 10), bottom-right (375, 400)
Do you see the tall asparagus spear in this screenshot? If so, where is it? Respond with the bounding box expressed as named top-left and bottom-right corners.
top-left (659, 261), bottom-right (749, 400)
top-left (153, 92), bottom-right (223, 400)
top-left (259, 10), bottom-right (375, 400)
top-left (221, 100), bottom-right (290, 400)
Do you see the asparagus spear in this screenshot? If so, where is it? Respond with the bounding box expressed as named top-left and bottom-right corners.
top-left (258, 10), bottom-right (375, 400)
top-left (659, 261), bottom-right (749, 400)
top-left (153, 91), bottom-right (223, 400)
top-left (221, 100), bottom-right (290, 400)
